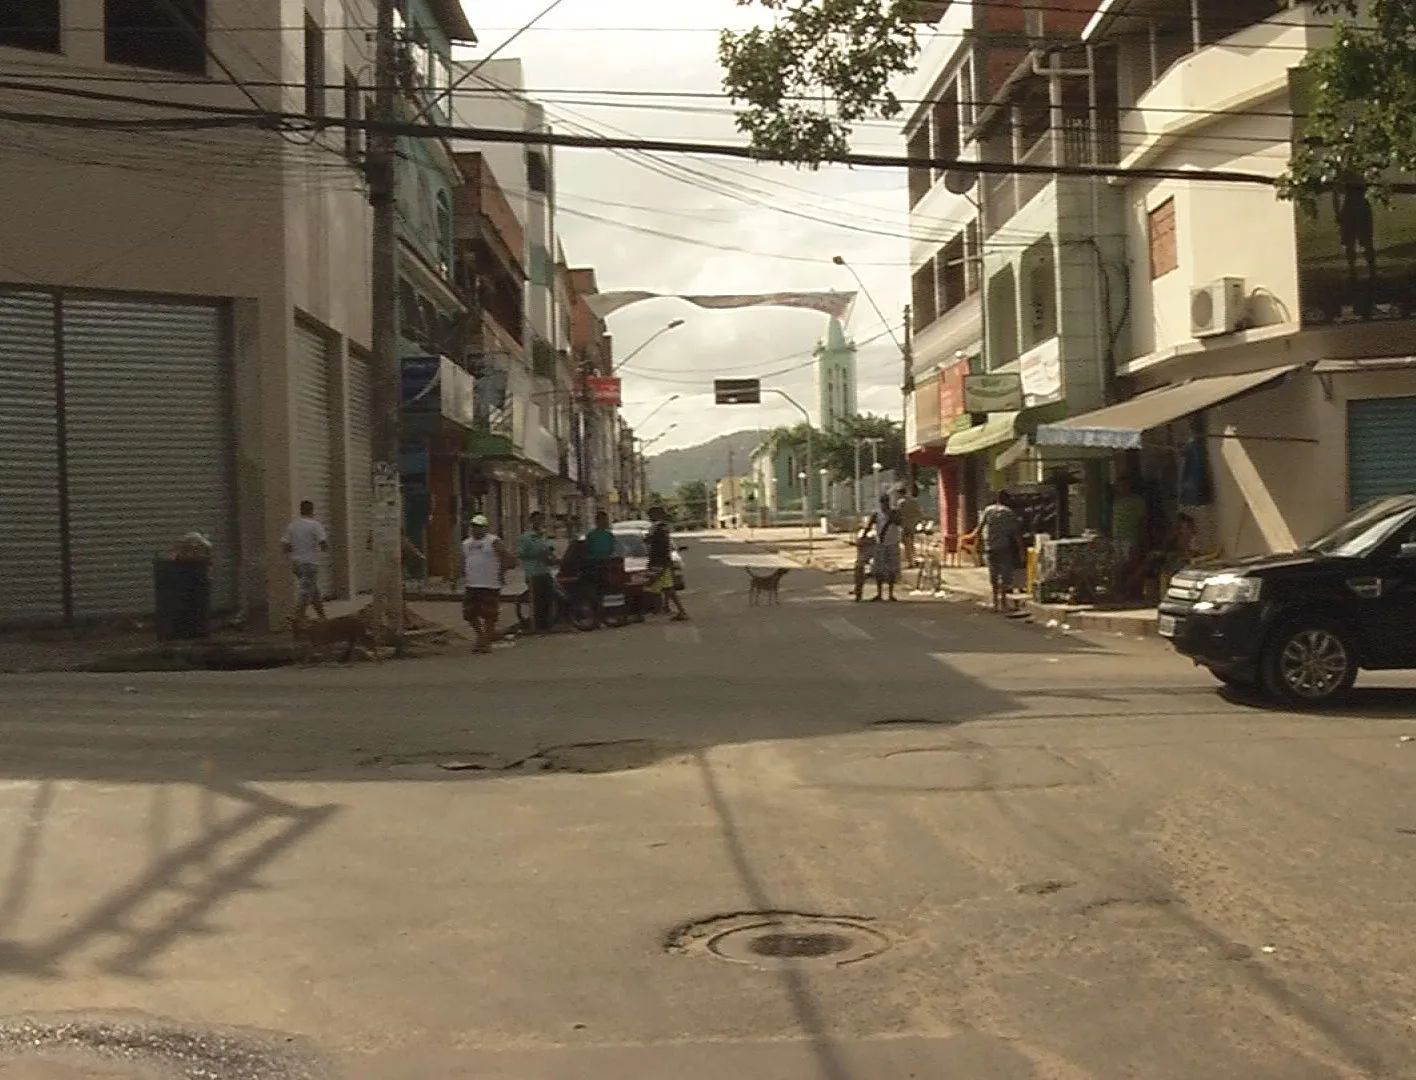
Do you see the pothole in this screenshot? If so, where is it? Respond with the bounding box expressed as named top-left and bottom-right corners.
top-left (869, 718), bottom-right (958, 728)
top-left (363, 739), bottom-right (681, 777)
top-left (666, 912), bottom-right (890, 969)
top-left (0, 1012), bottom-right (331, 1079)
top-left (1015, 879), bottom-right (1076, 896)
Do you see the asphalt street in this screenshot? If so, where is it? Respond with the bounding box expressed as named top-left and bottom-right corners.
top-left (2, 534), bottom-right (1416, 1078)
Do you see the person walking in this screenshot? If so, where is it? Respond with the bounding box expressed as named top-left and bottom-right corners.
top-left (871, 508), bottom-right (903, 602)
top-left (462, 514), bottom-right (513, 653)
top-left (974, 491), bottom-right (1023, 613)
top-left (282, 500), bottom-right (328, 626)
top-left (646, 505), bottom-right (689, 621)
top-left (852, 515), bottom-right (876, 602)
top-left (583, 510), bottom-right (617, 622)
top-left (517, 511), bottom-right (558, 633)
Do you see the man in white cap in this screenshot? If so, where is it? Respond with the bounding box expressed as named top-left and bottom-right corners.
top-left (462, 513), bottom-right (513, 653)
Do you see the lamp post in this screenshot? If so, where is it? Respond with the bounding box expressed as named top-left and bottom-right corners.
top-left (761, 388), bottom-right (815, 561)
top-left (632, 393), bottom-right (680, 431)
top-left (613, 319), bottom-right (685, 374)
top-left (639, 422), bottom-right (679, 454)
top-left (819, 467), bottom-right (831, 519)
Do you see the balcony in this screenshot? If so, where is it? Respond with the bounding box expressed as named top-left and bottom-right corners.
top-left (983, 118), bottom-right (1120, 236)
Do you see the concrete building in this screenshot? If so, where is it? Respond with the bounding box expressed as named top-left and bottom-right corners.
top-left (715, 476), bottom-right (753, 529)
top-left (1029, 0), bottom-right (1416, 557)
top-left (567, 268), bottom-right (626, 520)
top-left (0, 0), bottom-right (393, 627)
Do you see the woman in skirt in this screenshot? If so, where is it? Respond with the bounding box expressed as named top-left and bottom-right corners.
top-left (871, 508), bottom-right (903, 602)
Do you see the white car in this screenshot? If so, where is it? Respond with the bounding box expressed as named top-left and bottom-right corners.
top-left (611, 520), bottom-right (686, 590)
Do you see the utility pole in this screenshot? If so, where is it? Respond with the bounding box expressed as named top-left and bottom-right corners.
top-left (367, 0), bottom-right (403, 644)
top-left (727, 446), bottom-right (735, 527)
top-left (901, 303), bottom-right (914, 496)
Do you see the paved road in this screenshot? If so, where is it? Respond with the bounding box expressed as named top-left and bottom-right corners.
top-left (2, 534), bottom-right (1416, 1078)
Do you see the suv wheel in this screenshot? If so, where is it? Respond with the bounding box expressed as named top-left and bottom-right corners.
top-left (1261, 618), bottom-right (1358, 706)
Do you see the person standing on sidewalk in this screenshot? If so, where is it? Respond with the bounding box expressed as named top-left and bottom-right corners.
top-left (282, 500), bottom-right (329, 627)
top-left (871, 508), bottom-right (904, 602)
top-left (517, 511), bottom-right (558, 633)
top-left (646, 506), bottom-right (689, 621)
top-left (974, 492), bottom-right (1023, 613)
top-left (462, 514), bottom-right (513, 654)
top-left (896, 485), bottom-right (922, 567)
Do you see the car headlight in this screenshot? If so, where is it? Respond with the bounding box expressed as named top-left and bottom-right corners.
top-left (1199, 574), bottom-right (1262, 605)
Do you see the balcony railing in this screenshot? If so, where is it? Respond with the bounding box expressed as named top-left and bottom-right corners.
top-left (982, 118), bottom-right (1120, 236)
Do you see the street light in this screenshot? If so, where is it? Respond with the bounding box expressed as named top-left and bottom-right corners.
top-left (640, 422), bottom-right (679, 452)
top-left (613, 319), bottom-right (685, 373)
top-left (832, 256), bottom-right (904, 352)
top-left (632, 393), bottom-right (680, 431)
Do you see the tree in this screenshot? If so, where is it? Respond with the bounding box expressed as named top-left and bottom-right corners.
top-left (1279, 0), bottom-right (1416, 210)
top-left (818, 414), bottom-right (906, 484)
top-left (719, 0), bottom-right (924, 163)
top-left (674, 480), bottom-right (713, 528)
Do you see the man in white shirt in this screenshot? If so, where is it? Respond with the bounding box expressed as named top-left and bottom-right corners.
top-left (462, 513), bottom-right (513, 653)
top-left (282, 500), bottom-right (329, 625)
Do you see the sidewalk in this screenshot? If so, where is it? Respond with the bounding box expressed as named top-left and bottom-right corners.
top-left (0, 598), bottom-right (471, 674)
top-left (731, 527), bottom-right (1159, 638)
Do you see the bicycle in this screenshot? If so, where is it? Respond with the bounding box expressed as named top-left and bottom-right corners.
top-left (515, 573), bottom-right (598, 633)
top-left (914, 539), bottom-right (943, 595)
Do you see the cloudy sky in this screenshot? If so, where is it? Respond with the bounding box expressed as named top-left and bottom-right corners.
top-left (454, 0), bottom-right (920, 452)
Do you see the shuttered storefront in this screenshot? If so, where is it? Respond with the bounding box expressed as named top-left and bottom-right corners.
top-left (1348, 396), bottom-right (1416, 509)
top-left (347, 349), bottom-right (375, 593)
top-left (0, 289), bottom-right (234, 625)
top-left (293, 320), bottom-right (336, 597)
top-left (64, 299), bottom-right (234, 617)
top-left (0, 292), bottom-right (62, 621)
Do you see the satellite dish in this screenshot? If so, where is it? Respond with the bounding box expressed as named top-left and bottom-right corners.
top-left (943, 168), bottom-right (979, 196)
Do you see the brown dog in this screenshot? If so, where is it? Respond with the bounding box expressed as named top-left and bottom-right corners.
top-left (288, 612), bottom-right (378, 662)
top-left (746, 567), bottom-right (789, 606)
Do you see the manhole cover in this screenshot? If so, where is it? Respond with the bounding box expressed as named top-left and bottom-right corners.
top-left (667, 912), bottom-right (889, 969)
top-left (0, 1012), bottom-right (331, 1079)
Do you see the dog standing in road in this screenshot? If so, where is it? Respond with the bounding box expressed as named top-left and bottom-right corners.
top-left (746, 567), bottom-right (789, 606)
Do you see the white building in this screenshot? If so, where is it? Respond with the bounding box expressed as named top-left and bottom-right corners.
top-left (1034, 0), bottom-right (1416, 556)
top-left (0, 0), bottom-right (383, 626)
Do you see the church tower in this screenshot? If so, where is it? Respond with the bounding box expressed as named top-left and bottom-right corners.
top-left (815, 317), bottom-right (858, 434)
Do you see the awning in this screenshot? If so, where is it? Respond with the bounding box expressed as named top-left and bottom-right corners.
top-left (944, 411), bottom-right (1020, 456)
top-left (1034, 364), bottom-right (1300, 450)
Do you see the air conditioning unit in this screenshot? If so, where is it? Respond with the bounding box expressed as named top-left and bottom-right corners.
top-left (1189, 277), bottom-right (1246, 338)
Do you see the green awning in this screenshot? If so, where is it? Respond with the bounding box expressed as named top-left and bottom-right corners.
top-left (944, 411), bottom-right (1020, 456)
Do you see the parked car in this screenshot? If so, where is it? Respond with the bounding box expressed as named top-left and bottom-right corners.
top-left (1157, 494), bottom-right (1416, 706)
top-left (612, 520), bottom-right (686, 591)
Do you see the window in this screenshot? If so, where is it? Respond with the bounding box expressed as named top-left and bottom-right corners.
top-left (907, 124), bottom-right (931, 207)
top-left (0, 0), bottom-right (61, 53)
top-left (105, 0), bottom-right (206, 74)
top-left (526, 150), bottom-right (549, 195)
top-left (964, 219), bottom-right (981, 295)
top-left (304, 15), bottom-right (325, 118)
top-left (344, 72), bottom-right (363, 163)
top-left (937, 234), bottom-right (967, 316)
top-left (1148, 197), bottom-right (1177, 278)
top-left (931, 84), bottom-right (960, 179)
top-left (912, 261), bottom-right (937, 331)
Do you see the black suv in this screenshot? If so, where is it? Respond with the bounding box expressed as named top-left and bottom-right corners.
top-left (1158, 494), bottom-right (1416, 705)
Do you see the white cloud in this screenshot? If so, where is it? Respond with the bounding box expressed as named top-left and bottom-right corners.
top-left (457, 0), bottom-right (912, 455)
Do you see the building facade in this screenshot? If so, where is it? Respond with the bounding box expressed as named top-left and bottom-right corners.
top-left (0, 0), bottom-right (383, 627)
top-left (1031, 0), bottom-right (1416, 558)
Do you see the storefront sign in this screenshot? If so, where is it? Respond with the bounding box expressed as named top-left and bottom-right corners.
top-left (1019, 338), bottom-right (1062, 403)
top-left (964, 372), bottom-right (1024, 413)
top-left (401, 355), bottom-right (476, 428)
top-left (585, 375), bottom-right (622, 406)
top-left (938, 358), bottom-right (970, 430)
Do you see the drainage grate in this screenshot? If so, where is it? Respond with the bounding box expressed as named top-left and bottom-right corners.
top-left (0, 1012), bottom-right (332, 1079)
top-left (667, 912), bottom-right (889, 969)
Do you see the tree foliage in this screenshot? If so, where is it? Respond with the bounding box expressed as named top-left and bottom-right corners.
top-left (674, 479), bottom-right (714, 527)
top-left (1280, 0), bottom-right (1416, 209)
top-left (719, 0), bottom-right (924, 164)
top-left (761, 414), bottom-right (906, 484)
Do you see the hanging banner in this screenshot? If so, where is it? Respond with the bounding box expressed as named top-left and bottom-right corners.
top-left (584, 375), bottom-right (622, 406)
top-left (964, 372), bottom-right (1024, 413)
top-left (584, 290), bottom-right (857, 322)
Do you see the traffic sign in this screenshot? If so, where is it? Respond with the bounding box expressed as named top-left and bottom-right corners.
top-left (714, 378), bottom-right (761, 405)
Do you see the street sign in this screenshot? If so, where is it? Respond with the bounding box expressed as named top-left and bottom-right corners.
top-left (584, 375), bottom-right (621, 406)
top-left (964, 372), bottom-right (1024, 413)
top-left (714, 378), bottom-right (761, 405)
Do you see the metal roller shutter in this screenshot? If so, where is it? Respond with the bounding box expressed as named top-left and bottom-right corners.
top-left (293, 320), bottom-right (336, 597)
top-left (1348, 396), bottom-right (1416, 510)
top-left (347, 349), bottom-right (375, 593)
top-left (63, 298), bottom-right (233, 618)
top-left (0, 291), bottom-right (63, 623)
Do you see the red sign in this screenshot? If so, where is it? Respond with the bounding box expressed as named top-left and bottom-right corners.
top-left (938, 358), bottom-right (969, 424)
top-left (584, 376), bottom-right (622, 407)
